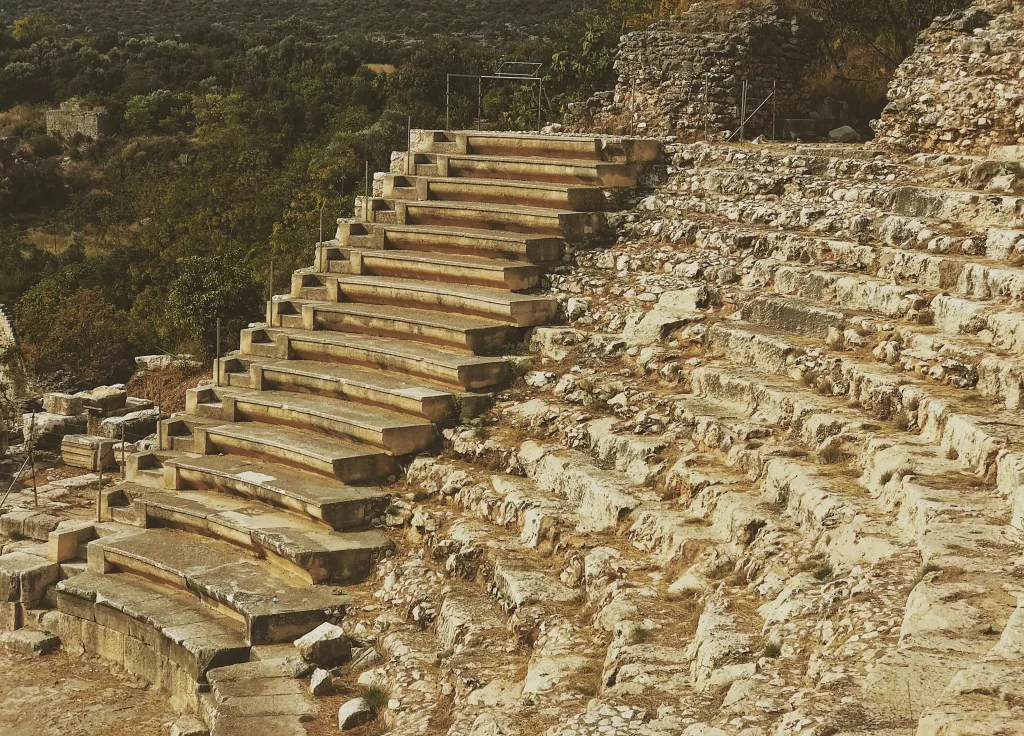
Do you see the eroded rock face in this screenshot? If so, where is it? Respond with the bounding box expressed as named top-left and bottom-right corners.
top-left (873, 0), bottom-right (1024, 153)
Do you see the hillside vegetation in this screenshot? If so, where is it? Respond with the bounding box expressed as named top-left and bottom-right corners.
top-left (0, 0), bottom-right (584, 39)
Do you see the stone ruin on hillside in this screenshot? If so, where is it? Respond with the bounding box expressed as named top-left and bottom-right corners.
top-left (570, 2), bottom-right (823, 140)
top-left (45, 100), bottom-right (113, 142)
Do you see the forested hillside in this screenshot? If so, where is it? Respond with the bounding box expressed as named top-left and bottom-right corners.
top-left (0, 7), bottom-right (623, 390)
top-left (0, 0), bottom-right (584, 38)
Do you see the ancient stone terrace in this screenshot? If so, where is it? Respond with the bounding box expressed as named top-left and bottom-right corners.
top-left (3, 129), bottom-right (656, 734)
top-left (320, 139), bottom-right (1024, 736)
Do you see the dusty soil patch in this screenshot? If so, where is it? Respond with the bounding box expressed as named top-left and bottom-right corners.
top-left (0, 650), bottom-right (176, 736)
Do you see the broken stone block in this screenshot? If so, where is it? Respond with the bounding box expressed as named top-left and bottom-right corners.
top-left (294, 622), bottom-right (351, 666)
top-left (623, 309), bottom-right (697, 346)
top-left (0, 628), bottom-right (60, 656)
top-left (42, 392), bottom-right (84, 416)
top-left (75, 385), bottom-right (127, 413)
top-left (309, 667), bottom-right (332, 696)
top-left (829, 125), bottom-right (860, 143)
top-left (23, 412), bottom-right (86, 444)
top-left (0, 601), bottom-right (22, 631)
top-left (47, 521), bottom-right (96, 563)
top-left (0, 552), bottom-right (60, 604)
top-left (97, 409), bottom-right (162, 441)
top-left (0, 510), bottom-right (62, 542)
top-left (338, 697), bottom-right (374, 730)
top-left (61, 435), bottom-right (116, 471)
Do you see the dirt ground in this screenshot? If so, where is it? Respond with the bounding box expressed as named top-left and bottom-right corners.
top-left (0, 650), bottom-right (176, 736)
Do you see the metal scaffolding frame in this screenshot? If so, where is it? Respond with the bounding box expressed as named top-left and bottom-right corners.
top-left (446, 62), bottom-right (545, 133)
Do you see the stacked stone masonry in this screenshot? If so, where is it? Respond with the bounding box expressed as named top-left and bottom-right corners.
top-left (570, 2), bottom-right (818, 140)
top-left (873, 0), bottom-right (1024, 153)
top-left (45, 101), bottom-right (113, 141)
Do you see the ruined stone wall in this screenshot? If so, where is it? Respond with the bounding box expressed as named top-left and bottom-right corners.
top-left (569, 2), bottom-right (817, 140)
top-left (873, 0), bottom-right (1024, 153)
top-left (45, 102), bottom-right (113, 141)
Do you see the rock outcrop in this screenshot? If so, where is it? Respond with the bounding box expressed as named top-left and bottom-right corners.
top-left (873, 0), bottom-right (1024, 153)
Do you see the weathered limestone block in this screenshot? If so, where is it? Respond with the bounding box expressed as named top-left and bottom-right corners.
top-left (42, 392), bottom-right (84, 416)
top-left (0, 552), bottom-right (60, 604)
top-left (0, 628), bottom-right (60, 656)
top-left (75, 385), bottom-right (127, 413)
top-left (61, 434), bottom-right (116, 471)
top-left (338, 697), bottom-right (374, 729)
top-left (23, 412), bottom-right (86, 444)
top-left (97, 409), bottom-right (162, 441)
top-left (294, 622), bottom-right (350, 666)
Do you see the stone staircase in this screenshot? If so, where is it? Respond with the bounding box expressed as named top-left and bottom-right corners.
top-left (24, 129), bottom-right (656, 733)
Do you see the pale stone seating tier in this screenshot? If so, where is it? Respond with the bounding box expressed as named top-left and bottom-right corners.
top-left (36, 129), bottom-right (653, 729)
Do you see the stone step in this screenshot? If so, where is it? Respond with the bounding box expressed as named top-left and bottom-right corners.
top-left (518, 441), bottom-right (644, 532)
top-left (883, 327), bottom-right (1024, 409)
top-left (413, 129), bottom-right (660, 165)
top-left (893, 185), bottom-right (1024, 230)
top-left (206, 660), bottom-right (316, 736)
top-left (187, 386), bottom-right (438, 456)
top-left (383, 174), bottom-right (606, 211)
top-left (87, 527), bottom-right (348, 645)
top-left (271, 298), bottom-right (516, 354)
top-left (131, 451), bottom-right (388, 530)
top-left (352, 249), bottom-right (542, 291)
top-left (703, 323), bottom-right (1024, 481)
top-left (417, 152), bottom-right (642, 187)
top-left (241, 327), bottom-right (511, 390)
top-left (324, 274), bottom-right (558, 327)
top-left (932, 294), bottom-right (1024, 356)
top-left (333, 222), bottom-right (563, 262)
top-left (114, 483), bottom-right (393, 585)
top-left (215, 355), bottom-right (462, 423)
top-left (195, 421), bottom-right (395, 482)
top-left (384, 199), bottom-right (605, 240)
top-left (446, 518), bottom-right (584, 614)
top-left (53, 570), bottom-right (249, 705)
top-left (434, 584), bottom-right (511, 653)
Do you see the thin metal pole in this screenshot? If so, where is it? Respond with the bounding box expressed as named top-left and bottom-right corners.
top-left (739, 79), bottom-right (748, 143)
top-left (407, 116), bottom-right (412, 175)
top-left (121, 424), bottom-right (126, 479)
top-left (478, 78), bottom-right (483, 128)
top-left (29, 412), bottom-right (36, 508)
top-left (364, 161), bottom-right (370, 222)
top-left (537, 79), bottom-right (543, 133)
top-left (772, 79), bottom-right (778, 141)
top-left (156, 386), bottom-right (161, 451)
top-left (269, 259), bottom-right (274, 303)
top-left (446, 75), bottom-right (451, 130)
top-left (319, 207), bottom-right (324, 246)
top-left (0, 455), bottom-right (31, 509)
top-left (215, 317), bottom-right (221, 388)
top-left (96, 466), bottom-right (103, 523)
top-left (630, 78), bottom-right (636, 137)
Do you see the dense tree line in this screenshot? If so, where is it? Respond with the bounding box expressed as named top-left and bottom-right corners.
top-left (0, 0), bottom-right (584, 40)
